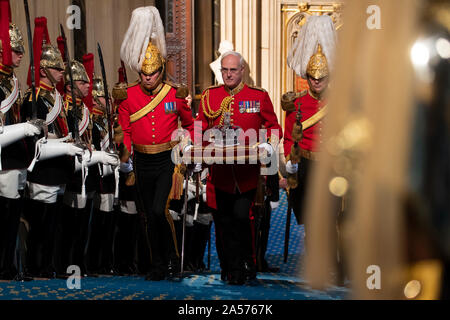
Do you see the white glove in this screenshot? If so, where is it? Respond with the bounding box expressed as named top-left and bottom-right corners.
top-left (270, 201), bottom-right (279, 210)
top-left (193, 163), bottom-right (202, 173)
top-left (76, 150), bottom-right (119, 171)
top-left (183, 144), bottom-right (193, 154)
top-left (258, 142), bottom-right (274, 157)
top-left (24, 122), bottom-right (42, 137)
top-left (120, 158), bottom-right (133, 173)
top-left (0, 122), bottom-right (41, 148)
top-left (286, 160), bottom-right (298, 174)
top-left (186, 214), bottom-right (194, 227)
top-left (38, 141), bottom-right (83, 161)
top-left (90, 151), bottom-right (120, 167)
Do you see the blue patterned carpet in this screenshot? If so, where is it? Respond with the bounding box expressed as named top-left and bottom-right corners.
top-left (0, 190), bottom-right (349, 300)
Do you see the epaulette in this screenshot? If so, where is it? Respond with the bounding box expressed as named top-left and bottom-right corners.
top-left (112, 82), bottom-right (127, 101)
top-left (203, 84), bottom-right (223, 93)
top-left (247, 84), bottom-right (267, 93)
top-left (127, 80), bottom-right (140, 88)
top-left (24, 87), bottom-right (33, 99)
top-left (281, 90), bottom-right (307, 112)
top-left (26, 88), bottom-right (43, 102)
top-left (164, 80), bottom-right (189, 99)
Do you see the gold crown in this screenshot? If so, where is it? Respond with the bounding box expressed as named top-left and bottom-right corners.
top-left (40, 43), bottom-right (64, 70)
top-left (92, 75), bottom-right (105, 99)
top-left (306, 44), bottom-right (329, 80)
top-left (141, 42), bottom-right (164, 75)
top-left (65, 60), bottom-right (89, 83)
top-left (9, 23), bottom-right (25, 54)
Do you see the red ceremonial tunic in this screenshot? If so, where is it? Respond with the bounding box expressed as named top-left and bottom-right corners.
top-left (283, 90), bottom-right (326, 157)
top-left (196, 83), bottom-right (282, 203)
top-left (118, 82), bottom-right (194, 154)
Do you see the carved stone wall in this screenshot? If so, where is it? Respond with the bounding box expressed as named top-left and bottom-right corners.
top-left (164, 0), bottom-right (193, 92)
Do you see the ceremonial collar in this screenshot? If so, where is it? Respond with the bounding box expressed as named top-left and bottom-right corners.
top-left (65, 94), bottom-right (83, 105)
top-left (0, 63), bottom-right (13, 77)
top-left (308, 89), bottom-right (325, 102)
top-left (225, 82), bottom-right (245, 96)
top-left (140, 81), bottom-right (164, 96)
top-left (39, 81), bottom-right (54, 92)
top-left (92, 107), bottom-right (104, 116)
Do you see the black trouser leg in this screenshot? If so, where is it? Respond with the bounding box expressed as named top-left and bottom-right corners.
top-left (212, 210), bottom-right (227, 275)
top-left (59, 205), bottom-right (76, 274)
top-left (86, 208), bottom-right (103, 273)
top-left (26, 200), bottom-right (58, 276)
top-left (99, 210), bottom-right (117, 273)
top-left (256, 200), bottom-right (272, 270)
top-left (192, 221), bottom-right (209, 271)
top-left (73, 200), bottom-right (93, 275)
top-left (215, 189), bottom-right (256, 278)
top-left (134, 151), bottom-right (175, 276)
top-left (290, 158), bottom-right (313, 226)
top-left (0, 196), bottom-right (22, 277)
top-left (52, 196), bottom-right (65, 274)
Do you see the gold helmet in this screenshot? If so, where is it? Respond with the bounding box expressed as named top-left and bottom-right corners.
top-left (306, 44), bottom-right (329, 80)
top-left (120, 7), bottom-right (167, 75)
top-left (141, 42), bottom-right (164, 75)
top-left (9, 23), bottom-right (25, 54)
top-left (40, 43), bottom-right (64, 70)
top-left (287, 15), bottom-right (336, 79)
top-left (65, 60), bottom-right (89, 83)
top-left (92, 75), bottom-right (105, 99)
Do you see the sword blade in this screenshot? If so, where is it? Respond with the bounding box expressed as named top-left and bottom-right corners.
top-left (97, 43), bottom-right (115, 152)
top-left (180, 170), bottom-right (189, 278)
top-left (23, 0), bottom-right (37, 120)
top-left (283, 193), bottom-right (292, 264)
top-left (59, 24), bottom-right (80, 143)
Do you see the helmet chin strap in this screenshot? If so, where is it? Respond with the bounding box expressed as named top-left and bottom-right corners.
top-left (43, 68), bottom-right (58, 87)
top-left (93, 96), bottom-right (106, 111)
top-left (143, 64), bottom-right (165, 92)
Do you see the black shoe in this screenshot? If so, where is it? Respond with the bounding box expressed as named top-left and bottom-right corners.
top-left (244, 261), bottom-right (257, 281)
top-left (38, 270), bottom-right (57, 279)
top-left (145, 268), bottom-right (166, 281)
top-left (167, 259), bottom-right (181, 279)
top-left (220, 270), bottom-right (229, 281)
top-left (257, 259), bottom-right (280, 273)
top-left (0, 270), bottom-right (16, 280)
top-left (14, 272), bottom-right (33, 282)
top-left (228, 271), bottom-right (245, 285)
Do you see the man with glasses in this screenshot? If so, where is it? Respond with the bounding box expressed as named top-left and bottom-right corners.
top-left (197, 51), bottom-right (282, 285)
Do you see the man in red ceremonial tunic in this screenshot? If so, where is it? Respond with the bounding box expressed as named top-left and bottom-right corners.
top-left (283, 59), bottom-right (328, 225)
top-left (196, 51), bottom-right (282, 285)
top-left (118, 6), bottom-right (194, 281)
top-left (282, 15), bottom-right (337, 241)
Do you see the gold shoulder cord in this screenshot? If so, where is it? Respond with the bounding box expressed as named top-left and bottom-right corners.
top-left (201, 89), bottom-right (233, 127)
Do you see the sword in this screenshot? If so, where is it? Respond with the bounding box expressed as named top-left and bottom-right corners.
top-left (207, 221), bottom-right (211, 270)
top-left (180, 169), bottom-right (189, 278)
top-left (120, 60), bottom-right (128, 85)
top-left (283, 189), bottom-right (292, 263)
top-left (59, 24), bottom-right (81, 145)
top-left (23, 0), bottom-right (45, 136)
top-left (23, 0), bottom-right (37, 120)
top-left (97, 43), bottom-right (115, 153)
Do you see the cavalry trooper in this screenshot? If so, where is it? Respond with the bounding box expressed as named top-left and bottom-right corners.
top-left (60, 60), bottom-right (118, 276)
top-left (86, 75), bottom-right (118, 275)
top-left (118, 6), bottom-right (194, 281)
top-left (0, 19), bottom-right (41, 280)
top-left (21, 38), bottom-right (84, 278)
top-left (282, 15), bottom-right (337, 233)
